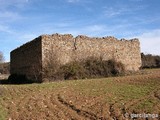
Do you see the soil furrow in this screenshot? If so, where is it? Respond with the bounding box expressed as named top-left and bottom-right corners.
top-left (57, 94), bottom-right (102, 120)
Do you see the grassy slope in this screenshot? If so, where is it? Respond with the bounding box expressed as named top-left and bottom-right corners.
top-left (0, 69), bottom-right (160, 119)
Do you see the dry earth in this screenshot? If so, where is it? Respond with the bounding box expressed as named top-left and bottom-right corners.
top-left (0, 69), bottom-right (160, 120)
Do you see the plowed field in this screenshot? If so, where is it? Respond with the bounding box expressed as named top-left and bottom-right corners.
top-left (0, 69), bottom-right (160, 120)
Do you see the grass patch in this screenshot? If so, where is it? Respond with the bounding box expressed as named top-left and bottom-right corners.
top-left (69, 76), bottom-right (160, 103)
top-left (129, 98), bottom-right (159, 113)
top-left (0, 98), bottom-right (7, 120)
top-left (137, 99), bottom-right (155, 112)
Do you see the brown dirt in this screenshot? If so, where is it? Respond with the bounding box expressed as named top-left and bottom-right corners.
top-left (1, 69), bottom-right (160, 120)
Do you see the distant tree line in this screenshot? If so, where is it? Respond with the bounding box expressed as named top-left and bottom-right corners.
top-left (0, 62), bottom-right (10, 74)
top-left (141, 53), bottom-right (160, 68)
top-left (0, 51), bottom-right (10, 74)
top-left (0, 51), bottom-right (4, 63)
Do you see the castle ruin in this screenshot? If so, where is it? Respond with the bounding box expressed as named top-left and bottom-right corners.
top-left (10, 33), bottom-right (142, 82)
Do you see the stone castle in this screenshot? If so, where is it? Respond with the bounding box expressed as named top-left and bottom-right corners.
top-left (10, 33), bottom-right (142, 82)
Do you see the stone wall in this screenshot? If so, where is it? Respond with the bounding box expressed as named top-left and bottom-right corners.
top-left (10, 33), bottom-right (142, 82)
top-left (41, 34), bottom-right (75, 67)
top-left (10, 37), bottom-right (42, 82)
top-left (41, 34), bottom-right (141, 71)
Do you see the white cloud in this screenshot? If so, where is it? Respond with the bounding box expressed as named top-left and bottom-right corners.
top-left (67, 0), bottom-right (79, 3)
top-left (0, 0), bottom-right (27, 27)
top-left (129, 0), bottom-right (143, 2)
top-left (85, 25), bottom-right (106, 32)
top-left (67, 24), bottom-right (107, 36)
top-left (104, 7), bottom-right (124, 17)
top-left (38, 22), bottom-right (138, 37)
top-left (0, 10), bottom-right (22, 33)
top-left (104, 4), bottom-right (147, 18)
top-left (19, 33), bottom-right (37, 41)
top-left (0, 0), bottom-right (28, 9)
top-left (0, 11), bottom-right (22, 22)
top-left (130, 29), bottom-right (160, 55)
top-left (0, 24), bottom-right (12, 33)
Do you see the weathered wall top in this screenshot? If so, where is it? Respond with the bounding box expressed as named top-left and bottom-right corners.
top-left (12, 33), bottom-right (139, 52)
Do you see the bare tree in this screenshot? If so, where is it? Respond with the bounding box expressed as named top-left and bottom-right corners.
top-left (0, 51), bottom-right (4, 63)
top-left (42, 45), bottom-right (62, 81)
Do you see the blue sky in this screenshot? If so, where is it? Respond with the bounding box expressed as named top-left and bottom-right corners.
top-left (0, 0), bottom-right (160, 61)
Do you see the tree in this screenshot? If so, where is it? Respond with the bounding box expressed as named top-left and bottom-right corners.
top-left (141, 53), bottom-right (160, 68)
top-left (0, 51), bottom-right (4, 63)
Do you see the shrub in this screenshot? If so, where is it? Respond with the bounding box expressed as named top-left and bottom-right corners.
top-left (60, 61), bottom-right (87, 80)
top-left (84, 57), bottom-right (124, 78)
top-left (52, 57), bottom-right (125, 81)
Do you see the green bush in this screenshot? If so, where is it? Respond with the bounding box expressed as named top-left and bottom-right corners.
top-left (60, 61), bottom-right (87, 80)
top-left (55, 57), bottom-right (125, 80)
top-left (84, 57), bottom-right (124, 78)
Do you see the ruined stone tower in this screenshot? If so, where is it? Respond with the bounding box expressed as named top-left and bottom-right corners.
top-left (10, 33), bottom-right (142, 82)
